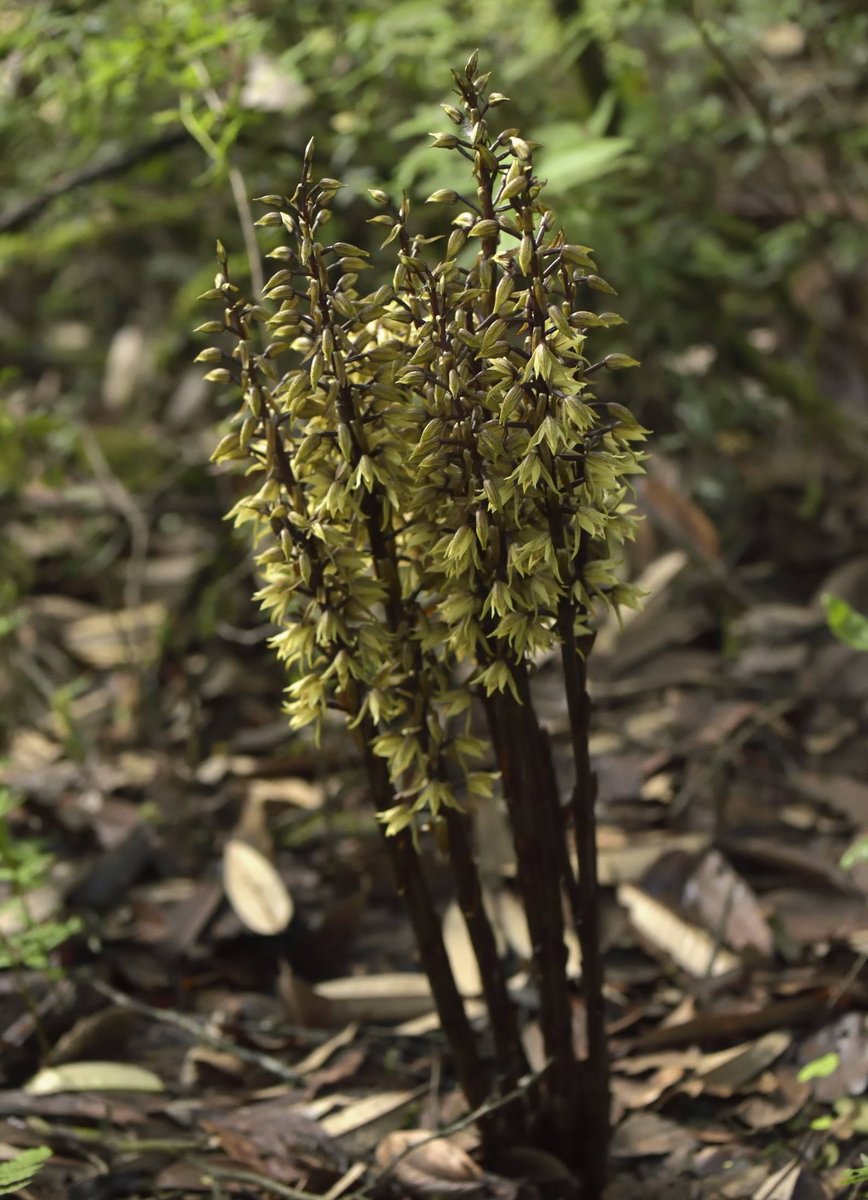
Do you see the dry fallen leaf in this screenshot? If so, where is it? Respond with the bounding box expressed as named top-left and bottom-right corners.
top-left (610, 1063), bottom-right (685, 1110)
top-left (277, 961), bottom-right (335, 1027)
top-left (491, 887), bottom-right (532, 961)
top-left (313, 973), bottom-right (435, 1023)
top-left (247, 776), bottom-right (325, 810)
top-left (393, 997), bottom-right (488, 1037)
top-left (754, 1158), bottom-right (828, 1200)
top-left (691, 1031), bottom-right (791, 1096)
top-left (25, 1062), bottom-right (164, 1094)
top-left (63, 602), bottom-right (167, 668)
top-left (764, 889), bottom-right (868, 946)
top-left (294, 1023), bottom-right (359, 1075)
top-left (610, 1112), bottom-right (696, 1159)
top-left (798, 1013), bottom-right (868, 1102)
top-left (321, 1089), bottom-right (421, 1138)
top-left (595, 550), bottom-right (688, 655)
top-left (736, 1070), bottom-right (810, 1130)
top-left (222, 838), bottom-right (293, 935)
top-left (683, 850), bottom-right (774, 957)
top-left (443, 900), bottom-right (483, 997)
top-left (617, 883), bottom-right (740, 977)
top-left (640, 456), bottom-right (721, 562)
top-left (375, 1129), bottom-right (485, 1196)
top-left (595, 833), bottom-right (709, 887)
top-left (794, 772), bottom-right (868, 825)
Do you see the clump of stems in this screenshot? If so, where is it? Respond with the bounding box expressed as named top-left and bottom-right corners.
top-left (198, 54), bottom-right (646, 1197)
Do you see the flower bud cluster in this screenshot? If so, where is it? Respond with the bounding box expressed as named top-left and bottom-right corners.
top-left (199, 59), bottom-right (647, 835)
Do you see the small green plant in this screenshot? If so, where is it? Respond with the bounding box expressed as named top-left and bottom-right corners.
top-left (844, 1154), bottom-right (868, 1186)
top-left (199, 55), bottom-right (646, 1195)
top-left (823, 594), bottom-right (868, 872)
top-left (0, 787), bottom-right (80, 971)
top-left (822, 594), bottom-right (868, 652)
top-left (0, 792), bottom-right (72, 1197)
top-left (0, 1146), bottom-right (51, 1196)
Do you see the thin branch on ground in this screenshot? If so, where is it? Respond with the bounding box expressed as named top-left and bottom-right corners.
top-left (87, 978), bottom-right (309, 1085)
top-left (363, 1064), bottom-right (550, 1194)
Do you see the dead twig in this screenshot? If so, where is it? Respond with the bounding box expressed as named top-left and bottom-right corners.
top-left (363, 1065), bottom-right (550, 1194)
top-left (88, 978), bottom-right (308, 1085)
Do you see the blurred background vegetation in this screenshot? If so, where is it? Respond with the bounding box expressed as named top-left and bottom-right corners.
top-left (2, 0), bottom-right (867, 742)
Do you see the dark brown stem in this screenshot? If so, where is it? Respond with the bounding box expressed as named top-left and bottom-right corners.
top-left (443, 805), bottom-right (530, 1094)
top-left (556, 613), bottom-right (609, 1196)
top-left (484, 673), bottom-right (579, 1155)
top-left (361, 737), bottom-right (491, 1114)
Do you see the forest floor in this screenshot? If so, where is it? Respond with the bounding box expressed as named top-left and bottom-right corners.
top-left (2, 418), bottom-right (868, 1200)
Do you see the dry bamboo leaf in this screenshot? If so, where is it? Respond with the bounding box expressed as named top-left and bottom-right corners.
top-left (684, 850), bottom-right (774, 956)
top-left (754, 1158), bottom-right (827, 1200)
top-left (640, 457), bottom-right (721, 561)
top-left (594, 833), bottom-right (709, 886)
top-left (798, 1013), bottom-right (868, 1102)
top-left (472, 797), bottom-right (516, 878)
top-left (313, 973), bottom-right (435, 1022)
top-left (491, 888), bottom-right (532, 960)
top-left (294, 1023), bottom-right (359, 1075)
top-left (795, 772), bottom-right (868, 824)
top-left (47, 1006), bottom-right (139, 1066)
top-left (393, 998), bottom-right (488, 1037)
top-left (610, 1111), bottom-right (696, 1159)
top-left (247, 777), bottom-right (325, 809)
top-left (196, 753), bottom-right (259, 784)
top-left (613, 1050), bottom-right (701, 1076)
top-left (376, 1129), bottom-right (485, 1196)
top-left (321, 1161), bottom-right (367, 1200)
top-left (596, 550), bottom-right (688, 654)
top-left (736, 1072), bottom-right (810, 1130)
top-left (564, 914), bottom-right (582, 979)
top-left (720, 835), bottom-right (853, 893)
top-left (617, 884), bottom-right (739, 977)
top-left (442, 901), bottom-right (482, 997)
top-left (693, 1031), bottom-right (791, 1095)
top-left (63, 602), bottom-right (167, 668)
top-left (222, 838), bottom-right (293, 935)
top-left (25, 1062), bottom-right (164, 1094)
top-left (765, 889), bottom-right (868, 945)
top-left (610, 1063), bottom-right (684, 1110)
top-left (296, 1094), bottom-right (345, 1121)
top-left (277, 961), bottom-right (335, 1027)
top-left (320, 1089), bottom-right (420, 1137)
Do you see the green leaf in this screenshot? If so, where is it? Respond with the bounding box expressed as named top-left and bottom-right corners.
top-left (841, 836), bottom-right (868, 871)
top-left (798, 1052), bottom-right (840, 1082)
top-left (809, 1114), bottom-right (834, 1131)
top-left (0, 1146), bottom-right (51, 1195)
top-left (822, 593), bottom-right (868, 651)
top-left (535, 125), bottom-right (632, 193)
